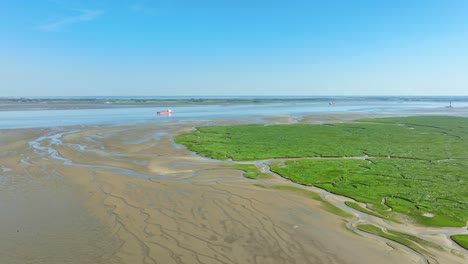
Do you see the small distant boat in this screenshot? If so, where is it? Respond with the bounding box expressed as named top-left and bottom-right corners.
top-left (157, 109), bottom-right (172, 115)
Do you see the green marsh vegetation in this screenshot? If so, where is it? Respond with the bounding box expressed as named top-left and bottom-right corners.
top-left (356, 224), bottom-right (438, 256)
top-left (175, 116), bottom-right (468, 227)
top-left (223, 164), bottom-right (270, 179)
top-left (451, 235), bottom-right (468, 250)
top-left (344, 201), bottom-right (400, 223)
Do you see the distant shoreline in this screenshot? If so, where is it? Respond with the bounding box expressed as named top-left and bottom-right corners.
top-left (1, 96), bottom-right (466, 111)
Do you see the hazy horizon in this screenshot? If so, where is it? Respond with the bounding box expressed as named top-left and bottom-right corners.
top-left (3, 95), bottom-right (468, 99)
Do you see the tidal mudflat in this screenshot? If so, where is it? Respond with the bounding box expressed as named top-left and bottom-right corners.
top-left (1, 113), bottom-right (467, 263)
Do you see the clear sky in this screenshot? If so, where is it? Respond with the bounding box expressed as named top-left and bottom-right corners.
top-left (2, 0), bottom-right (468, 97)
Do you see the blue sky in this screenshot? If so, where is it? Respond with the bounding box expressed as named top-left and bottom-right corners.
top-left (2, 0), bottom-right (468, 96)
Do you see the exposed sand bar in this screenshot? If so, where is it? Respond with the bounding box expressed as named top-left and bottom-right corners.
top-left (1, 114), bottom-right (467, 263)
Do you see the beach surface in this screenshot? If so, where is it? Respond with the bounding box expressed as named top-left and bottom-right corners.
top-left (1, 113), bottom-right (467, 263)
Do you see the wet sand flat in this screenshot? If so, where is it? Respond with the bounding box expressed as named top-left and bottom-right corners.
top-left (1, 115), bottom-right (467, 263)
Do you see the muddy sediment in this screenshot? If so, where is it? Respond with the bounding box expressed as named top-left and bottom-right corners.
top-left (1, 116), bottom-right (467, 263)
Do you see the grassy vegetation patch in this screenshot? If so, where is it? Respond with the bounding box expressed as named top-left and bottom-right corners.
top-left (176, 116), bottom-right (468, 226)
top-left (176, 116), bottom-right (468, 160)
top-left (223, 164), bottom-right (270, 179)
top-left (451, 235), bottom-right (468, 250)
top-left (320, 201), bottom-right (355, 219)
top-left (357, 224), bottom-right (431, 256)
top-left (272, 158), bottom-right (468, 226)
top-left (344, 201), bottom-right (400, 223)
top-left (388, 230), bottom-right (444, 251)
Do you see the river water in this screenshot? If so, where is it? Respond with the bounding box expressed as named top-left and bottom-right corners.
top-left (1, 100), bottom-right (466, 129)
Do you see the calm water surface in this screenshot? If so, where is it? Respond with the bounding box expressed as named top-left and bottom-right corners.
top-left (0, 101), bottom-right (465, 129)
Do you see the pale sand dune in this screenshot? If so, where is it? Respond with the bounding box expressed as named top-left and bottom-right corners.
top-left (1, 117), bottom-right (467, 264)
